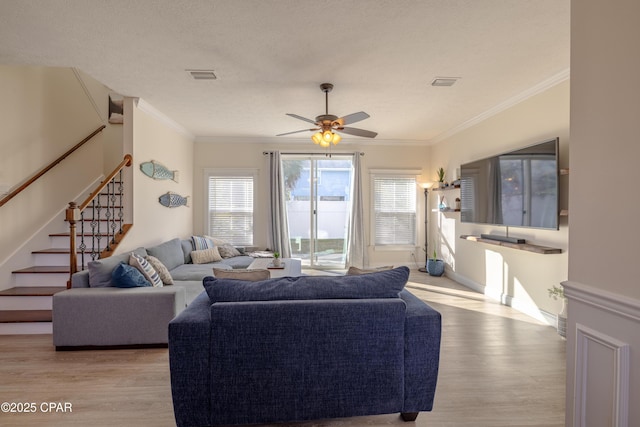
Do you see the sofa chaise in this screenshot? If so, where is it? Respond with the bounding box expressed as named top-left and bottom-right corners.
top-left (168, 266), bottom-right (442, 426)
top-left (53, 237), bottom-right (256, 349)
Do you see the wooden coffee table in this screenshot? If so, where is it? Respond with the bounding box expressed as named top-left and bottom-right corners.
top-left (248, 258), bottom-right (302, 278)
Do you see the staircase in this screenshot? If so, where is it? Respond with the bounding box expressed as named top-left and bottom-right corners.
top-left (0, 197), bottom-right (122, 335)
top-left (0, 232), bottom-right (83, 334)
top-left (0, 153), bottom-right (133, 335)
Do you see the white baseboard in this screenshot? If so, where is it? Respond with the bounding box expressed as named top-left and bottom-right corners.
top-left (445, 268), bottom-right (553, 324)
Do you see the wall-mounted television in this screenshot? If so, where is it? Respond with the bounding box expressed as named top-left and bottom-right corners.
top-left (460, 138), bottom-right (559, 230)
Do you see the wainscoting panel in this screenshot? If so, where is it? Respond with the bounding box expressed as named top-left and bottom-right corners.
top-left (574, 324), bottom-right (629, 427)
top-left (563, 281), bottom-right (639, 427)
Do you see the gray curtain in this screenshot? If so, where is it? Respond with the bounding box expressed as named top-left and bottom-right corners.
top-left (346, 152), bottom-right (368, 268)
top-left (267, 151), bottom-right (291, 258)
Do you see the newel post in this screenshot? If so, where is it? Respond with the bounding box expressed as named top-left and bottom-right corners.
top-left (66, 201), bottom-right (80, 289)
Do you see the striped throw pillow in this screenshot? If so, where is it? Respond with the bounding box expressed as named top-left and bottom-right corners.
top-left (129, 252), bottom-right (163, 287)
top-left (191, 235), bottom-right (215, 251)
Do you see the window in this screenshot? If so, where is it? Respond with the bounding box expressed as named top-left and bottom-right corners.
top-left (206, 170), bottom-right (255, 245)
top-left (371, 173), bottom-right (417, 247)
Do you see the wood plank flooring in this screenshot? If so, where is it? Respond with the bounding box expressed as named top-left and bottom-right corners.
top-left (0, 270), bottom-right (565, 427)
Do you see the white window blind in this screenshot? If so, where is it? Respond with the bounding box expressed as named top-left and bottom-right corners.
top-left (207, 175), bottom-right (254, 245)
top-left (373, 176), bottom-right (417, 246)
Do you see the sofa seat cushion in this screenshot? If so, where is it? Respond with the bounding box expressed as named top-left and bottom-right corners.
top-left (169, 263), bottom-right (231, 282)
top-left (204, 266), bottom-right (409, 303)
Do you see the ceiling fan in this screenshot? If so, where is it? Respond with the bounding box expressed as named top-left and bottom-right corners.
top-left (277, 83), bottom-right (377, 146)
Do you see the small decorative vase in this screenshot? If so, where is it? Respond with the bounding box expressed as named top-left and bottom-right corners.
top-left (557, 298), bottom-right (567, 338)
top-left (273, 258), bottom-right (282, 267)
top-left (426, 259), bottom-right (444, 277)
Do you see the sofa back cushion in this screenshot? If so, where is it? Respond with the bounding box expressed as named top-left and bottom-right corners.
top-left (203, 266), bottom-right (409, 303)
top-left (146, 238), bottom-right (185, 271)
top-left (87, 247), bottom-right (147, 288)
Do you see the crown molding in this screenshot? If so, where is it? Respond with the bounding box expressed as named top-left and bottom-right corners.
top-left (431, 68), bottom-right (570, 144)
top-left (134, 98), bottom-right (194, 140)
top-left (194, 135), bottom-right (429, 146)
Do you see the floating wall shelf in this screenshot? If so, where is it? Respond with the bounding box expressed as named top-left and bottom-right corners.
top-left (459, 235), bottom-right (562, 254)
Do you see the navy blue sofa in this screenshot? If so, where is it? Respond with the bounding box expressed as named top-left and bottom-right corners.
top-left (168, 267), bottom-right (441, 426)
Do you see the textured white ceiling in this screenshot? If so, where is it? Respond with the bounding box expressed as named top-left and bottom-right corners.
top-left (0, 0), bottom-right (570, 144)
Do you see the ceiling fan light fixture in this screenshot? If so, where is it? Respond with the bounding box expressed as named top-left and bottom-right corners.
top-left (312, 132), bottom-right (323, 144)
top-left (331, 133), bottom-right (342, 145)
top-left (323, 130), bottom-right (333, 142)
top-left (319, 139), bottom-right (331, 148)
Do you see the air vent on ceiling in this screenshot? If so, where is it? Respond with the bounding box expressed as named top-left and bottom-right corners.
top-left (431, 77), bottom-right (459, 87)
top-left (186, 69), bottom-right (217, 80)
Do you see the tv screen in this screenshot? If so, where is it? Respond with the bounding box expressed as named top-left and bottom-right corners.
top-left (460, 138), bottom-right (559, 230)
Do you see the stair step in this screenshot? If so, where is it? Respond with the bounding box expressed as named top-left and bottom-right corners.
top-left (50, 231), bottom-right (114, 237)
top-left (33, 248), bottom-right (80, 254)
top-left (12, 266), bottom-right (70, 274)
top-left (0, 287), bottom-right (66, 297)
top-left (0, 310), bottom-right (52, 323)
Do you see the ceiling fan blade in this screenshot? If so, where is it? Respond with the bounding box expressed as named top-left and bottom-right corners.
top-left (276, 128), bottom-right (317, 136)
top-left (334, 111), bottom-right (370, 126)
top-left (286, 113), bottom-right (317, 125)
top-left (339, 127), bottom-right (378, 138)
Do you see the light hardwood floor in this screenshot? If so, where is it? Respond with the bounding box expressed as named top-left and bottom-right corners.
top-left (0, 270), bottom-right (565, 427)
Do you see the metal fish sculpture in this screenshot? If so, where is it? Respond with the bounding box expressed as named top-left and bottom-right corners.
top-left (140, 160), bottom-right (179, 182)
top-left (159, 192), bottom-right (190, 208)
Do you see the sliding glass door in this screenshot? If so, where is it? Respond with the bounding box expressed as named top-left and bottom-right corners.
top-left (282, 155), bottom-right (353, 269)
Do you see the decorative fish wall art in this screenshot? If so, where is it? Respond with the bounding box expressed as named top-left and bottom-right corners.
top-left (159, 192), bottom-right (190, 208)
top-left (140, 160), bottom-right (179, 182)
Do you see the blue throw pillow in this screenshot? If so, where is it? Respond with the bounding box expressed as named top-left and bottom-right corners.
top-left (111, 262), bottom-right (152, 288)
top-left (203, 266), bottom-right (409, 303)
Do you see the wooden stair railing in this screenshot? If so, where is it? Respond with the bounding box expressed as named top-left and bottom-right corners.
top-left (0, 125), bottom-right (106, 208)
top-left (66, 154), bottom-right (133, 288)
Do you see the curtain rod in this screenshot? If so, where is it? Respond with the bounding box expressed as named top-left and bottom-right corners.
top-left (263, 151), bottom-right (364, 156)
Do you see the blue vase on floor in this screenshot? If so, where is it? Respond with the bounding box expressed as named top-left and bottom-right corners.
top-left (426, 259), bottom-right (444, 276)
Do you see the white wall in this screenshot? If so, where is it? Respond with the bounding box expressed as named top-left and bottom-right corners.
top-left (115, 99), bottom-right (194, 252)
top-left (0, 66), bottom-right (106, 290)
top-left (566, 1), bottom-right (640, 425)
top-left (430, 79), bottom-right (570, 319)
top-left (193, 140), bottom-right (430, 268)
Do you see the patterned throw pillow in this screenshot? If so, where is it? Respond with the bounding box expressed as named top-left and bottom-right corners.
top-left (191, 235), bottom-right (215, 251)
top-left (129, 253), bottom-right (163, 287)
top-left (191, 247), bottom-right (223, 264)
top-left (111, 263), bottom-right (152, 288)
top-left (145, 255), bottom-right (174, 285)
top-left (217, 244), bottom-right (241, 259)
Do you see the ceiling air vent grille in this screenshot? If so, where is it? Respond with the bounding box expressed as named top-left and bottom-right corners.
top-left (431, 77), bottom-right (459, 87)
top-left (187, 69), bottom-right (217, 80)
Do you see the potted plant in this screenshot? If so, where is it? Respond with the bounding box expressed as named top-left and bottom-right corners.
top-left (272, 251), bottom-right (281, 267)
top-left (548, 285), bottom-right (567, 338)
top-left (436, 167), bottom-right (445, 188)
top-left (426, 248), bottom-right (444, 277)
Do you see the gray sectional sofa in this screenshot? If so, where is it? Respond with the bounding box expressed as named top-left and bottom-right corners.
top-left (52, 238), bottom-right (255, 349)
